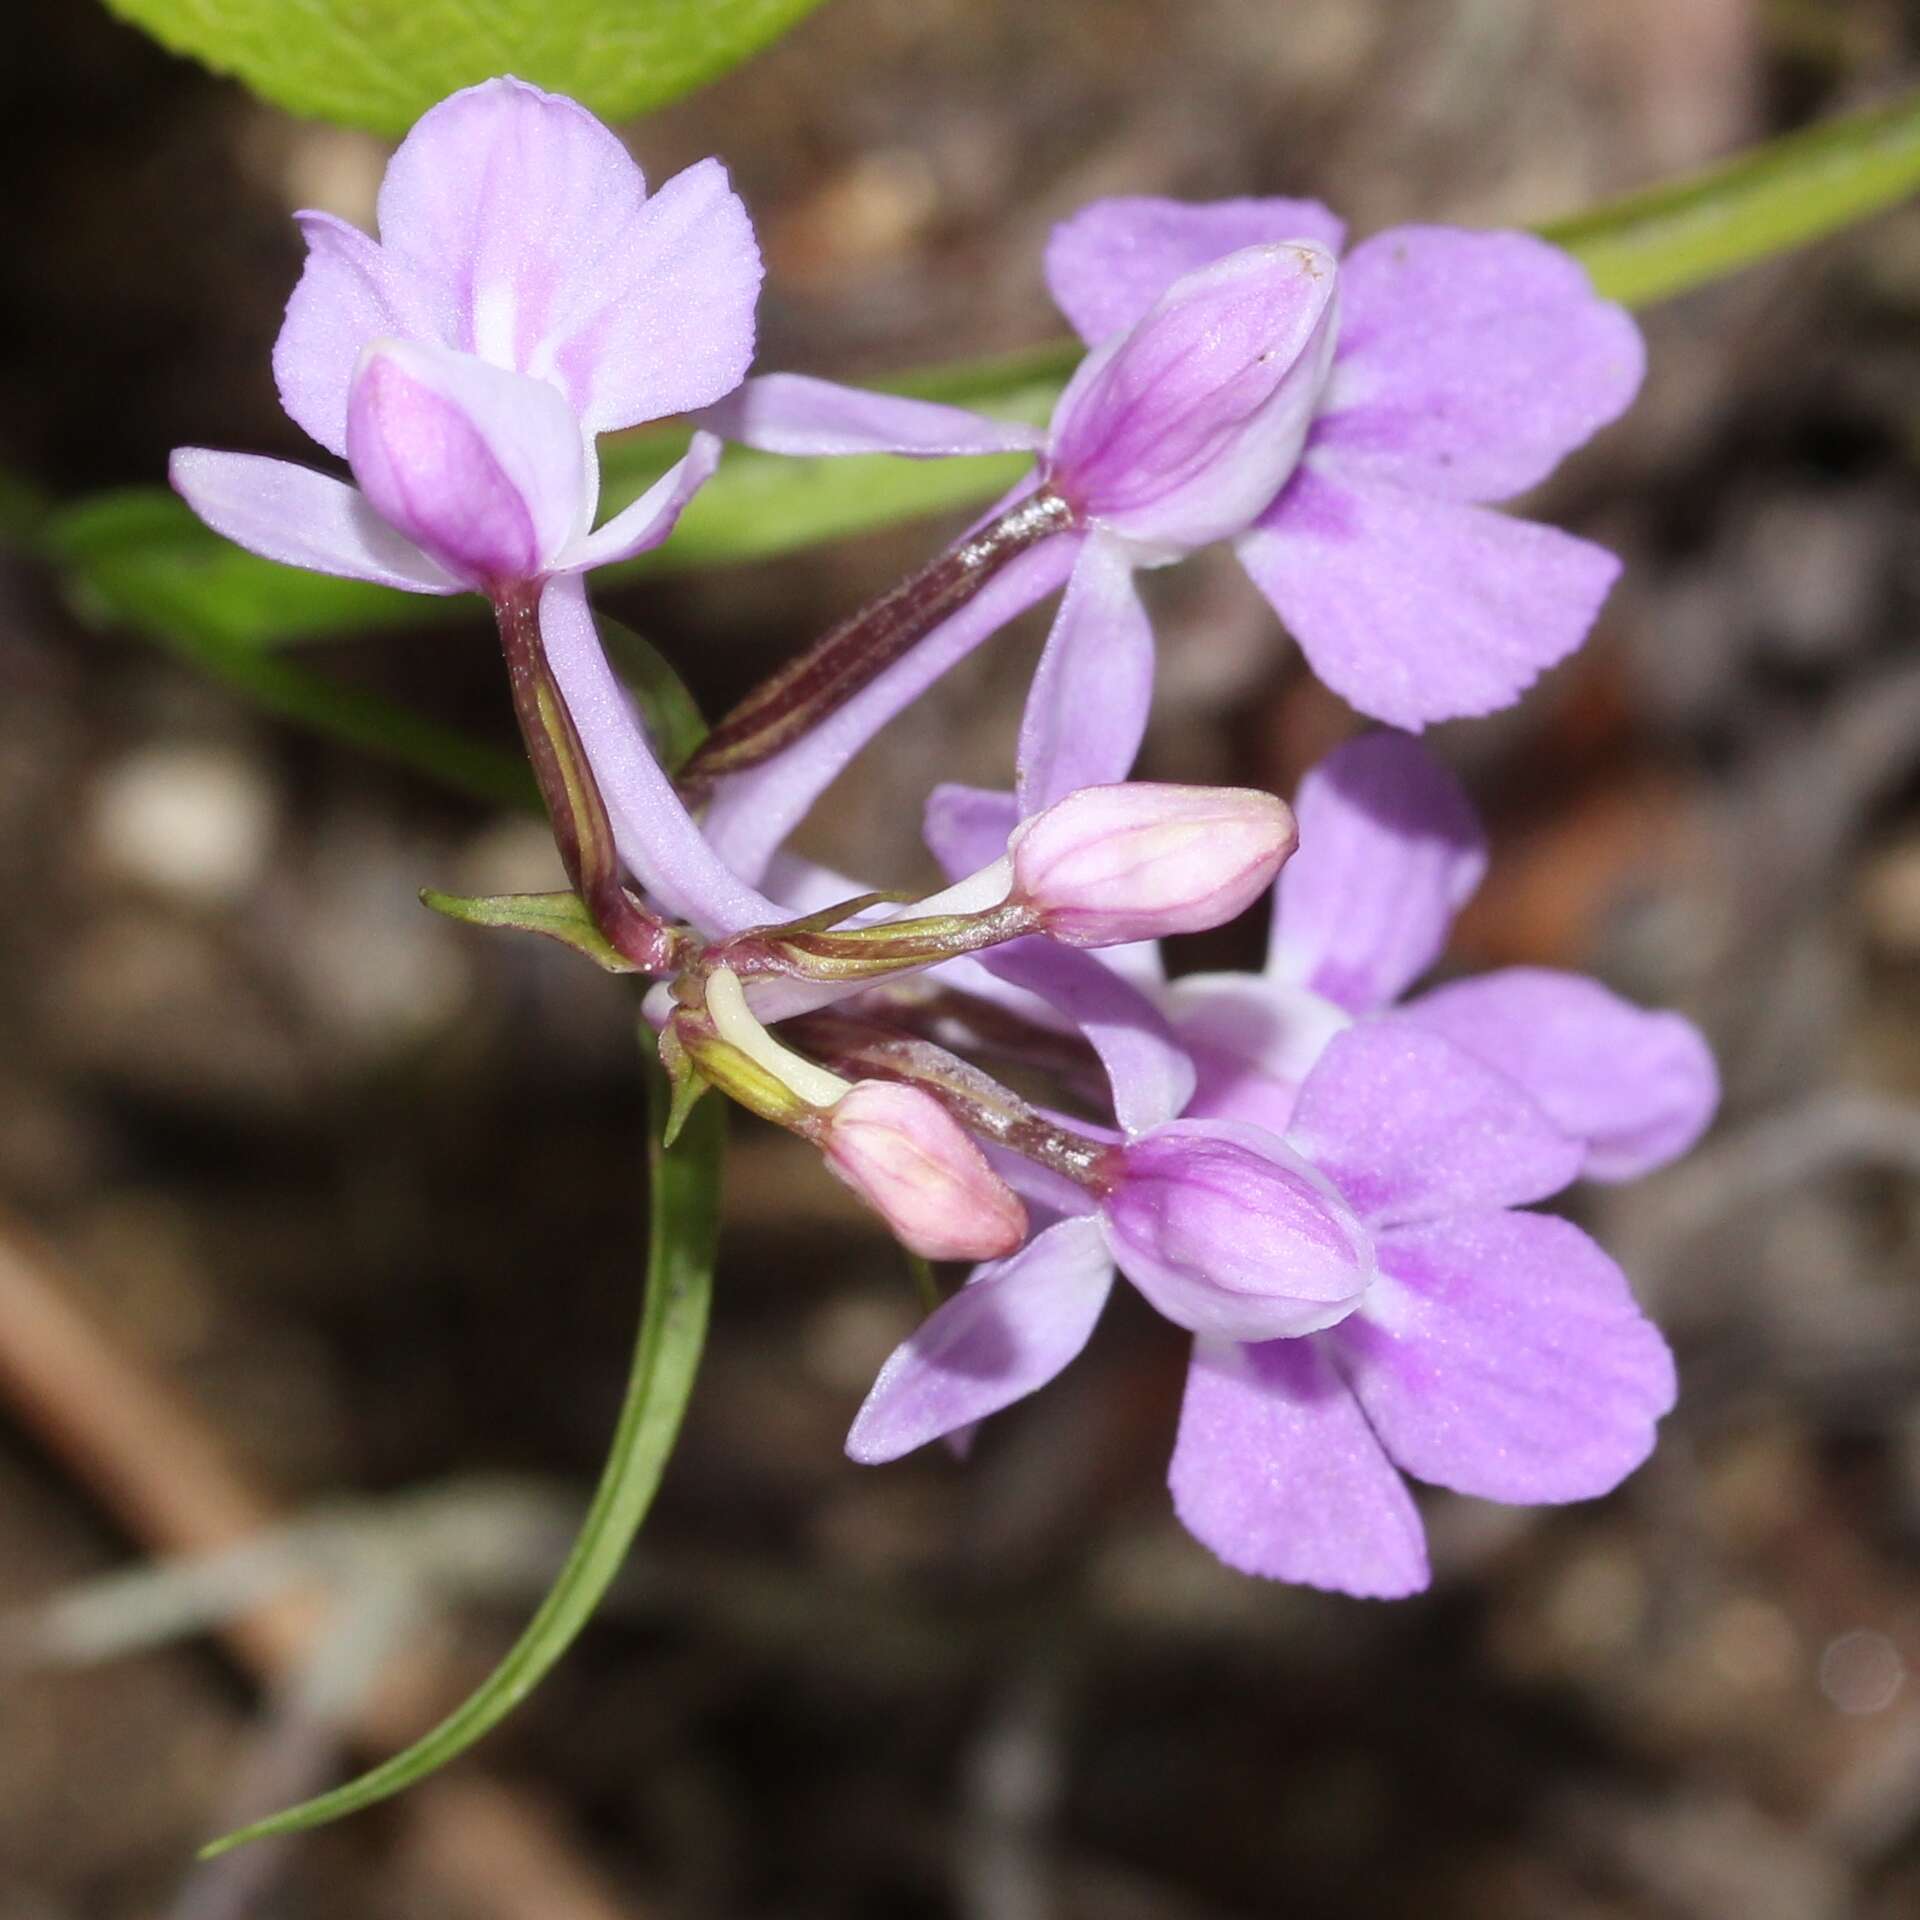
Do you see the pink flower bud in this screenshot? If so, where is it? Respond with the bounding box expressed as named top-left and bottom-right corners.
top-left (821, 1083), bottom-right (1028, 1262)
top-left (346, 338), bottom-right (590, 589)
top-left (1009, 782), bottom-right (1297, 947)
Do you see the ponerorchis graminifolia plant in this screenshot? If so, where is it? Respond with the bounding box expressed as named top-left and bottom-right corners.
top-left (160, 68), bottom-right (1745, 1848)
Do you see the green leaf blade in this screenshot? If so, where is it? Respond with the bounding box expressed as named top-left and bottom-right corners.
top-left (200, 1053), bottom-right (725, 1856)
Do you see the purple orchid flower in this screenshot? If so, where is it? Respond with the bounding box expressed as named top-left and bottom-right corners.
top-left (697, 195), bottom-right (1642, 882)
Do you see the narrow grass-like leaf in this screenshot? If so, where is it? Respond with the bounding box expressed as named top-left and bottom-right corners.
top-left (420, 888), bottom-right (639, 971)
top-left (597, 615), bottom-right (709, 773)
top-left (199, 1052), bottom-right (724, 1856)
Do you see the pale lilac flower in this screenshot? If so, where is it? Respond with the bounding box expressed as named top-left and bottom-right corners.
top-left (698, 195), bottom-right (1641, 878)
top-left (170, 77), bottom-right (761, 599)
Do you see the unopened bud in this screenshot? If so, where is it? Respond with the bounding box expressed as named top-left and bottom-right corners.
top-left (821, 1082), bottom-right (1028, 1261)
top-left (1010, 782), bottom-right (1296, 946)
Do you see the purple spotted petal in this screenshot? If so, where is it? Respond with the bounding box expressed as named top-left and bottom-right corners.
top-left (1237, 466), bottom-right (1621, 729)
top-left (1168, 1335), bottom-right (1429, 1597)
top-left (700, 373), bottom-right (1044, 458)
top-left (1016, 536), bottom-right (1155, 813)
top-left (1317, 227), bottom-right (1644, 503)
top-left (1045, 195), bottom-right (1347, 346)
top-left (699, 532), bottom-right (1080, 884)
top-left (846, 1217), bottom-right (1115, 1462)
top-left (559, 432), bottom-right (721, 572)
top-left (274, 211), bottom-right (450, 458)
top-left (1400, 969), bottom-right (1719, 1182)
top-left (168, 449), bottom-right (462, 594)
top-left (924, 783), bottom-right (1022, 881)
top-left (1336, 1210), bottom-right (1676, 1502)
top-left (1286, 1023), bottom-right (1582, 1226)
top-left (1267, 730), bottom-right (1486, 1011)
top-left (537, 571), bottom-right (784, 935)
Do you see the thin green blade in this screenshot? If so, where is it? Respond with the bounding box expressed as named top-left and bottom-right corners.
top-left (199, 1052), bottom-right (725, 1856)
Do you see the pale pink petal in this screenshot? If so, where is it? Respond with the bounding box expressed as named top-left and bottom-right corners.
top-left (1045, 195), bottom-right (1348, 346)
top-left (558, 432), bottom-right (721, 572)
top-left (1266, 730), bottom-right (1486, 1011)
top-left (846, 1217), bottom-right (1115, 1462)
top-left (700, 373), bottom-right (1044, 457)
top-left (1316, 227), bottom-right (1644, 503)
top-left (168, 449), bottom-right (462, 593)
top-left (1016, 536), bottom-right (1155, 812)
top-left (1168, 1335), bottom-right (1429, 1597)
top-left (1400, 969), bottom-right (1719, 1182)
top-left (1337, 1211), bottom-right (1676, 1502)
top-left (1237, 466), bottom-right (1621, 729)
top-left (1285, 1023), bottom-right (1582, 1227)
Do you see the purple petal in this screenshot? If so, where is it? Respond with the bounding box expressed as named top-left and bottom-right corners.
top-left (274, 211), bottom-right (449, 459)
top-left (537, 571), bottom-right (785, 935)
top-left (1045, 195), bottom-right (1348, 346)
top-left (1237, 466), bottom-right (1621, 728)
top-left (560, 432), bottom-right (721, 572)
top-left (846, 1217), bottom-right (1114, 1462)
top-left (1168, 1335), bottom-right (1428, 1597)
top-left (1164, 973), bottom-right (1350, 1134)
top-left (1316, 227), bottom-right (1644, 503)
top-left (1016, 536), bottom-right (1154, 812)
top-left (700, 373), bottom-right (1044, 457)
top-left (168, 449), bottom-right (462, 593)
top-left (1337, 1210), bottom-right (1676, 1502)
top-left (1286, 1022), bottom-right (1583, 1226)
top-left (985, 938), bottom-right (1195, 1135)
top-left (1401, 968), bottom-right (1719, 1182)
top-left (1267, 730), bottom-right (1486, 1012)
top-left (534, 157), bottom-right (762, 433)
top-left (699, 531), bottom-right (1080, 884)
top-left (924, 783), bottom-right (1021, 881)
top-left (1046, 244), bottom-right (1338, 552)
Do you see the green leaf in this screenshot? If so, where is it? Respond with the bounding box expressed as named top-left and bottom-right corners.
top-left (200, 1049), bottom-right (724, 1856)
top-left (596, 615), bottom-right (708, 773)
top-left (100, 0), bottom-right (831, 136)
top-left (420, 887), bottom-right (639, 971)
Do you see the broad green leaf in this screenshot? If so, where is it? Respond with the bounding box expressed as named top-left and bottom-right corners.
top-left (421, 888), bottom-right (639, 971)
top-left (201, 1047), bottom-right (724, 1856)
top-left (101, 0), bottom-right (831, 136)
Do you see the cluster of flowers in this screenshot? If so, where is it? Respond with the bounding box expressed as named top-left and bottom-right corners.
top-left (174, 78), bottom-right (1716, 1597)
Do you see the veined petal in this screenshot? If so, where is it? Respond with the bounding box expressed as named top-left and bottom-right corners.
top-left (1316, 227), bottom-right (1644, 503)
top-left (274, 211), bottom-right (450, 459)
top-left (558, 432), bottom-right (721, 572)
top-left (1401, 968), bottom-right (1719, 1182)
top-left (699, 532), bottom-right (1080, 885)
top-left (1016, 536), bottom-right (1155, 813)
top-left (1338, 1211), bottom-right (1676, 1503)
top-left (846, 1217), bottom-right (1115, 1463)
top-left (1046, 195), bottom-right (1347, 346)
top-left (1238, 466), bottom-right (1621, 729)
top-left (1286, 1023), bottom-right (1582, 1227)
top-left (168, 449), bottom-right (462, 593)
top-left (537, 571), bottom-right (785, 935)
top-left (1169, 1335), bottom-right (1429, 1597)
top-left (701, 373), bottom-right (1044, 458)
top-left (1266, 730), bottom-right (1486, 1012)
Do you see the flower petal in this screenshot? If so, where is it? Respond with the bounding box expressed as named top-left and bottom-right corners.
top-left (1237, 466), bottom-right (1621, 729)
top-left (537, 571), bottom-right (786, 935)
top-left (1169, 1335), bottom-right (1429, 1597)
top-left (1045, 195), bottom-right (1348, 346)
top-left (700, 373), bottom-right (1044, 457)
top-left (1163, 973), bottom-right (1350, 1134)
top-left (1316, 227), bottom-right (1644, 503)
top-left (1401, 968), bottom-right (1719, 1182)
top-left (274, 211), bottom-right (450, 458)
top-left (1016, 536), bottom-right (1155, 813)
top-left (846, 1217), bottom-right (1115, 1463)
top-left (1286, 1022), bottom-right (1583, 1226)
top-left (1338, 1210), bottom-right (1676, 1502)
top-left (559, 432), bottom-right (721, 572)
top-left (168, 449), bottom-right (462, 593)
top-left (1266, 729), bottom-right (1486, 1011)
top-left (699, 531), bottom-right (1081, 884)
top-left (924, 783), bottom-right (1022, 880)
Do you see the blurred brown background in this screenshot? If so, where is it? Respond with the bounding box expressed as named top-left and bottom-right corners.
top-left (4, 0), bottom-right (1920, 1915)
